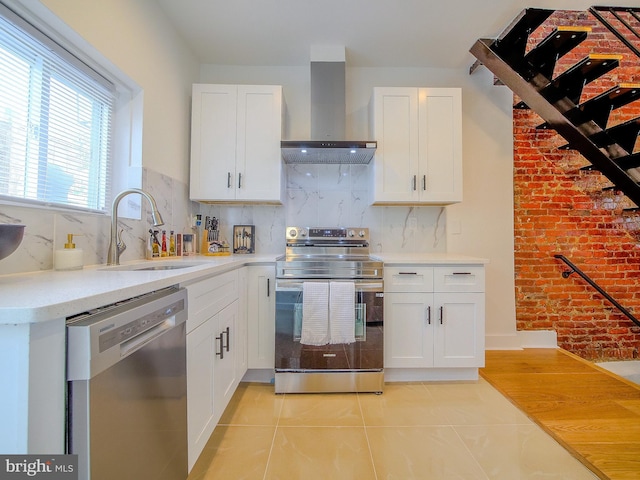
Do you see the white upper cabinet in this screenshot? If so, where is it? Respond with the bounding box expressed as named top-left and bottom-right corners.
top-left (190, 84), bottom-right (284, 203)
top-left (370, 87), bottom-right (462, 205)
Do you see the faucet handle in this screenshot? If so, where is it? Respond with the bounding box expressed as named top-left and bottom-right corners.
top-left (116, 228), bottom-right (126, 255)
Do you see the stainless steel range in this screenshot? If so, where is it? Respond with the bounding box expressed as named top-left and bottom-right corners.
top-left (275, 227), bottom-right (384, 394)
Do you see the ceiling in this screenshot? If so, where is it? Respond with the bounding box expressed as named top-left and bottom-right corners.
top-left (154, 0), bottom-right (628, 70)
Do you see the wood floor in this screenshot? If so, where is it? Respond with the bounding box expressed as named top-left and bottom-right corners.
top-left (481, 349), bottom-right (640, 480)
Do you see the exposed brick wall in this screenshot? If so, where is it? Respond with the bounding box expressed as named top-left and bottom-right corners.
top-left (513, 9), bottom-right (640, 360)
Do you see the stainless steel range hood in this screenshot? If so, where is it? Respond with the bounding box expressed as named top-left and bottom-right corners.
top-left (281, 50), bottom-right (376, 164)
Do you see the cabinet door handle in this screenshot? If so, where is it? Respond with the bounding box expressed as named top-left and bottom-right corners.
top-left (224, 326), bottom-right (230, 352)
top-left (216, 333), bottom-right (224, 359)
top-left (422, 175), bottom-right (426, 191)
top-left (267, 278), bottom-right (270, 297)
top-left (238, 172), bottom-right (242, 189)
top-left (426, 305), bottom-right (431, 325)
top-left (439, 306), bottom-right (444, 324)
top-left (412, 175), bottom-right (417, 191)
top-left (227, 172), bottom-right (232, 189)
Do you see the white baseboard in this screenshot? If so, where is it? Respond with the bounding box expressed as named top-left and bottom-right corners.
top-left (517, 330), bottom-right (557, 348)
top-left (485, 333), bottom-right (523, 350)
top-left (485, 330), bottom-right (558, 350)
top-left (242, 369), bottom-right (274, 383)
top-left (384, 368), bottom-right (479, 382)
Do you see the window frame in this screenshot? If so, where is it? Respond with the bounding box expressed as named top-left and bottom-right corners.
top-left (0, 0), bottom-right (143, 219)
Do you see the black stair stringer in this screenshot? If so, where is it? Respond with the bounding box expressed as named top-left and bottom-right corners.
top-left (470, 37), bottom-right (640, 207)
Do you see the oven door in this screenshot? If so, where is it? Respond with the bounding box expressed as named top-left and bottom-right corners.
top-left (275, 279), bottom-right (383, 372)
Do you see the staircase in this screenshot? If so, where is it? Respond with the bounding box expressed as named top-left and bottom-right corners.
top-left (470, 6), bottom-right (640, 207)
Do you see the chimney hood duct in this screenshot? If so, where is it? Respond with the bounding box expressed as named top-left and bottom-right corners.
top-left (281, 52), bottom-right (376, 164)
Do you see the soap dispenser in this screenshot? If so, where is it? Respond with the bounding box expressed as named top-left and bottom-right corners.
top-left (54, 234), bottom-right (84, 271)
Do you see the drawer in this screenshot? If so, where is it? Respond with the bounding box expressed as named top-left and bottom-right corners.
top-left (434, 266), bottom-right (485, 292)
top-left (185, 270), bottom-right (238, 332)
top-left (384, 266), bottom-right (434, 292)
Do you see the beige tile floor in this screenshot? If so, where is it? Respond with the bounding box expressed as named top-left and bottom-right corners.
top-left (187, 379), bottom-right (599, 480)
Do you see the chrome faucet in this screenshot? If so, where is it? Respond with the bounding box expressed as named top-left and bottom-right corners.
top-left (107, 188), bottom-right (164, 265)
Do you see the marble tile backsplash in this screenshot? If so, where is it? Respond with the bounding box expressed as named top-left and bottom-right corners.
top-left (0, 164), bottom-right (446, 275)
top-left (199, 164), bottom-right (447, 255)
top-left (0, 168), bottom-right (194, 275)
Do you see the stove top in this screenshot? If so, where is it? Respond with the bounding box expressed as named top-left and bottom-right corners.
top-left (277, 227), bottom-right (382, 279)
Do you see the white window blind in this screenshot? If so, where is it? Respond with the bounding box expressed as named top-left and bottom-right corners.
top-left (0, 4), bottom-right (115, 212)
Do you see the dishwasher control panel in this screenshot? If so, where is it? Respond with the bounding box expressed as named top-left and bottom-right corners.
top-left (66, 286), bottom-right (187, 381)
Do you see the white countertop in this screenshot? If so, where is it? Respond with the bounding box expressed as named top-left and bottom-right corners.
top-left (0, 252), bottom-right (487, 324)
top-left (0, 255), bottom-right (278, 324)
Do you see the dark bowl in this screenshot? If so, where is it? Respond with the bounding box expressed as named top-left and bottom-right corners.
top-left (0, 224), bottom-right (25, 261)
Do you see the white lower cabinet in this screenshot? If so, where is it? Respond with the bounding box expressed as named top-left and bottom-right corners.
top-left (184, 270), bottom-right (244, 471)
top-left (213, 300), bottom-right (240, 411)
top-left (186, 317), bottom-right (216, 468)
top-left (385, 291), bottom-right (434, 368)
top-left (384, 265), bottom-right (485, 380)
top-left (247, 265), bottom-right (275, 369)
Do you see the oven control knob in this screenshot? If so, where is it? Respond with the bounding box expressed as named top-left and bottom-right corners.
top-left (348, 230), bottom-right (355, 237)
top-left (300, 230), bottom-right (307, 237)
top-left (288, 229), bottom-right (297, 238)
top-left (358, 230), bottom-right (366, 238)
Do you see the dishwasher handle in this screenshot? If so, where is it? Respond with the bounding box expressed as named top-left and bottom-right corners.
top-left (120, 317), bottom-right (177, 358)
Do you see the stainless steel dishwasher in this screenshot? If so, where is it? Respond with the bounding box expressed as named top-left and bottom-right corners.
top-left (66, 286), bottom-right (188, 480)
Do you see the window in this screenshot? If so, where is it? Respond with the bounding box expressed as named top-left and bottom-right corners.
top-left (0, 3), bottom-right (115, 212)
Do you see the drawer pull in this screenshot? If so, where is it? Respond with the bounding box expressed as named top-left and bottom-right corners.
top-left (216, 333), bottom-right (224, 359)
top-left (452, 272), bottom-right (472, 275)
top-left (398, 272), bottom-right (418, 275)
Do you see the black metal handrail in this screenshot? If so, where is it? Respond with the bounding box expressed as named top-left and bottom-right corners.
top-left (590, 6), bottom-right (640, 59)
top-left (554, 254), bottom-right (640, 327)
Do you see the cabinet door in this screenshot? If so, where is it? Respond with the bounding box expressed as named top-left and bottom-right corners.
top-left (371, 87), bottom-right (420, 203)
top-left (433, 292), bottom-right (484, 367)
top-left (214, 300), bottom-right (239, 415)
top-left (384, 292), bottom-right (434, 368)
top-left (235, 85), bottom-right (283, 202)
top-left (190, 84), bottom-right (237, 201)
top-left (417, 88), bottom-right (462, 203)
top-left (247, 265), bottom-right (276, 369)
top-left (186, 316), bottom-right (216, 470)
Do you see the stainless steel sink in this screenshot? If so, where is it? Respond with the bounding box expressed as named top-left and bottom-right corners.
top-left (100, 262), bottom-right (204, 271)
top-left (135, 264), bottom-right (199, 271)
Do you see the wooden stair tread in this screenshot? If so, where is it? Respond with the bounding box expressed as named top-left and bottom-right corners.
top-left (537, 84), bottom-right (640, 130)
top-left (492, 8), bottom-right (554, 63)
top-left (590, 117), bottom-right (640, 153)
top-left (516, 54), bottom-right (623, 109)
top-left (615, 151), bottom-right (640, 170)
top-left (524, 27), bottom-right (590, 79)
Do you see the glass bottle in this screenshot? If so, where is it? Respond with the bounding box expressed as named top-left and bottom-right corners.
top-left (161, 230), bottom-right (168, 257)
top-left (169, 230), bottom-right (176, 256)
top-left (152, 230), bottom-right (160, 257)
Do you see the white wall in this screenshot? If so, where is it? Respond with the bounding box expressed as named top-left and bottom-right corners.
top-left (38, 0), bottom-right (198, 185)
top-left (199, 63), bottom-right (519, 346)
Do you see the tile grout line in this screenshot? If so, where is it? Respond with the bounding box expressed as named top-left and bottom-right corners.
top-left (261, 390), bottom-right (286, 480)
top-left (449, 425), bottom-right (492, 480)
top-left (357, 391), bottom-right (379, 480)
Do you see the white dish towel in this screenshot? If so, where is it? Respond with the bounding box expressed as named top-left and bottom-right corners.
top-left (329, 281), bottom-right (355, 344)
top-left (301, 282), bottom-right (329, 345)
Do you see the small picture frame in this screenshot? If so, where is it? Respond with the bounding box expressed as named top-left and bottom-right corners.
top-left (233, 225), bottom-right (255, 254)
